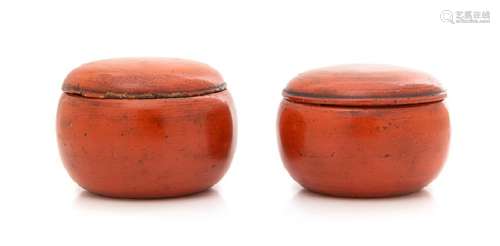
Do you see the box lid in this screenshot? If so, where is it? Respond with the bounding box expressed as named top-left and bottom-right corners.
top-left (62, 58), bottom-right (226, 99)
top-left (283, 64), bottom-right (446, 106)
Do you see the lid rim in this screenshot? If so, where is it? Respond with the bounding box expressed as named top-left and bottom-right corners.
top-left (63, 82), bottom-right (227, 99)
top-left (283, 89), bottom-right (447, 106)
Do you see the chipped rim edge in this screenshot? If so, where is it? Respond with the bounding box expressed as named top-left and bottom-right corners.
top-left (62, 83), bottom-right (227, 99)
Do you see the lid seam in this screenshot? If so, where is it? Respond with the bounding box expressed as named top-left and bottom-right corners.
top-left (62, 83), bottom-right (227, 99)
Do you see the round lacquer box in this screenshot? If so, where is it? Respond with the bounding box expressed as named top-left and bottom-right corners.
top-left (278, 64), bottom-right (450, 198)
top-left (57, 58), bottom-right (237, 198)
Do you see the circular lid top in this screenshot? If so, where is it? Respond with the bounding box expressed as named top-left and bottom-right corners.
top-left (283, 64), bottom-right (446, 106)
top-left (62, 58), bottom-right (226, 99)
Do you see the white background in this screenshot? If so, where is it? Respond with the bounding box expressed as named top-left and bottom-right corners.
top-left (0, 0), bottom-right (498, 245)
